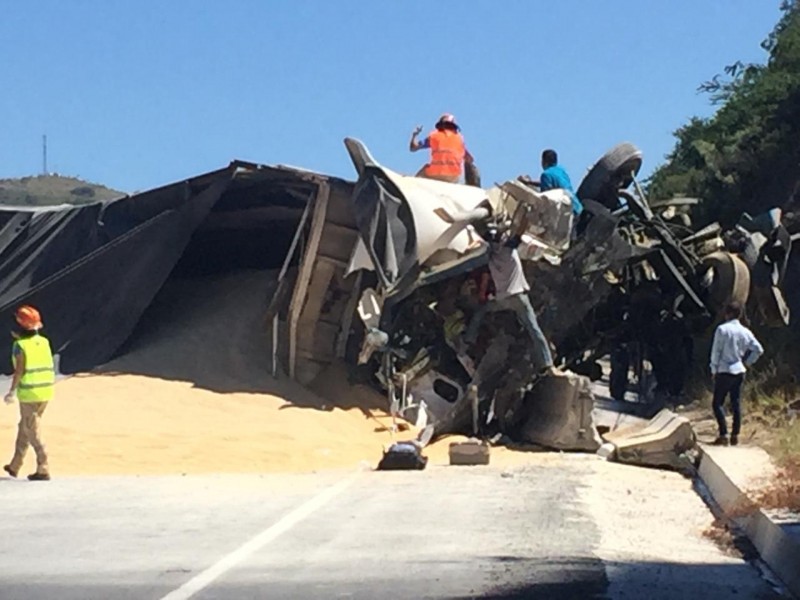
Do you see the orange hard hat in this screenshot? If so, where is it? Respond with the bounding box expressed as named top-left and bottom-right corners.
top-left (15, 305), bottom-right (43, 331)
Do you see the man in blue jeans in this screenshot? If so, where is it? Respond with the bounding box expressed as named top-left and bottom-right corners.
top-left (709, 302), bottom-right (764, 446)
top-left (462, 224), bottom-right (556, 376)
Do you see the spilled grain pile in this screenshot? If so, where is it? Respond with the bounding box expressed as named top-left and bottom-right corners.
top-left (0, 270), bottom-right (396, 475)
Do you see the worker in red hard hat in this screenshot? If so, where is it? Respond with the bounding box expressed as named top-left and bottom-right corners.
top-left (3, 305), bottom-right (55, 481)
top-left (409, 113), bottom-right (474, 183)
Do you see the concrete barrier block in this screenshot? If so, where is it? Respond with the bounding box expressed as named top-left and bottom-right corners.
top-left (519, 372), bottom-right (602, 451)
top-left (607, 409), bottom-right (695, 470)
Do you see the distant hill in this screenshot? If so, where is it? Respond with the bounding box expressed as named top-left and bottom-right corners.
top-left (0, 175), bottom-right (124, 206)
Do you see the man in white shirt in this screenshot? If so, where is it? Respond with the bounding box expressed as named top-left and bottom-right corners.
top-left (462, 224), bottom-right (556, 375)
top-left (432, 206), bottom-right (557, 376)
top-left (709, 302), bottom-right (764, 446)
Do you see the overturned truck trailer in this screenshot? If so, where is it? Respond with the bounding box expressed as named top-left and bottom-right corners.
top-left (0, 161), bottom-right (356, 379)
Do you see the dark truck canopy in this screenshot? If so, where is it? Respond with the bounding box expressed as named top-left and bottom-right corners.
top-left (0, 161), bottom-right (349, 375)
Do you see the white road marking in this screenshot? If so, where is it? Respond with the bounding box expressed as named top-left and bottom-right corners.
top-left (159, 472), bottom-right (360, 600)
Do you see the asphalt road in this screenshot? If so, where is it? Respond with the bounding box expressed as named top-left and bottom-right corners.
top-left (0, 454), bottom-right (784, 599)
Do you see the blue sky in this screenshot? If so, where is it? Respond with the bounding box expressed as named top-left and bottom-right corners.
top-left (0, 1), bottom-right (784, 193)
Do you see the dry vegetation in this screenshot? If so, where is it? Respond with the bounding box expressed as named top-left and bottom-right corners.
top-left (703, 518), bottom-right (747, 557)
top-left (754, 460), bottom-right (800, 512)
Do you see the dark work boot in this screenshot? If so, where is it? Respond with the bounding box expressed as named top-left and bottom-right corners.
top-left (27, 472), bottom-right (50, 481)
top-left (730, 435), bottom-right (739, 446)
top-left (3, 465), bottom-right (17, 478)
top-left (712, 436), bottom-right (729, 447)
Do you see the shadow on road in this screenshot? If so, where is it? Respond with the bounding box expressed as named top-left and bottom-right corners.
top-left (446, 556), bottom-right (781, 599)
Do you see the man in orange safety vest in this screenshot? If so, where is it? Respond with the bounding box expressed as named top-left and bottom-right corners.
top-left (409, 113), bottom-right (474, 184)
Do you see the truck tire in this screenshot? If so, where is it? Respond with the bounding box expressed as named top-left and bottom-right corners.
top-left (577, 143), bottom-right (643, 208)
top-left (702, 251), bottom-right (750, 312)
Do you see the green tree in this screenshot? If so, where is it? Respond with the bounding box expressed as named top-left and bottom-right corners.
top-left (648, 0), bottom-right (800, 228)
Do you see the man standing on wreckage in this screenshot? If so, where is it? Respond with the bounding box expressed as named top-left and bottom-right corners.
top-left (435, 206), bottom-right (561, 379)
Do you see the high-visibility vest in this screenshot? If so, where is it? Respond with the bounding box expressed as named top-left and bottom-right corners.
top-left (425, 130), bottom-right (465, 178)
top-left (13, 334), bottom-right (55, 403)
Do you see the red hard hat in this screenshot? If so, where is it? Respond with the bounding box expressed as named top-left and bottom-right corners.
top-left (15, 305), bottom-right (43, 331)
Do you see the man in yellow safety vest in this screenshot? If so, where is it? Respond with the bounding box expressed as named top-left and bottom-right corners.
top-left (3, 305), bottom-right (55, 481)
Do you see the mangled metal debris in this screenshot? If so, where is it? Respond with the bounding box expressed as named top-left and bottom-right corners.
top-left (341, 137), bottom-right (603, 447)
top-left (271, 138), bottom-right (792, 469)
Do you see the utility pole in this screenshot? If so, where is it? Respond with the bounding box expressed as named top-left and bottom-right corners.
top-left (42, 134), bottom-right (48, 175)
